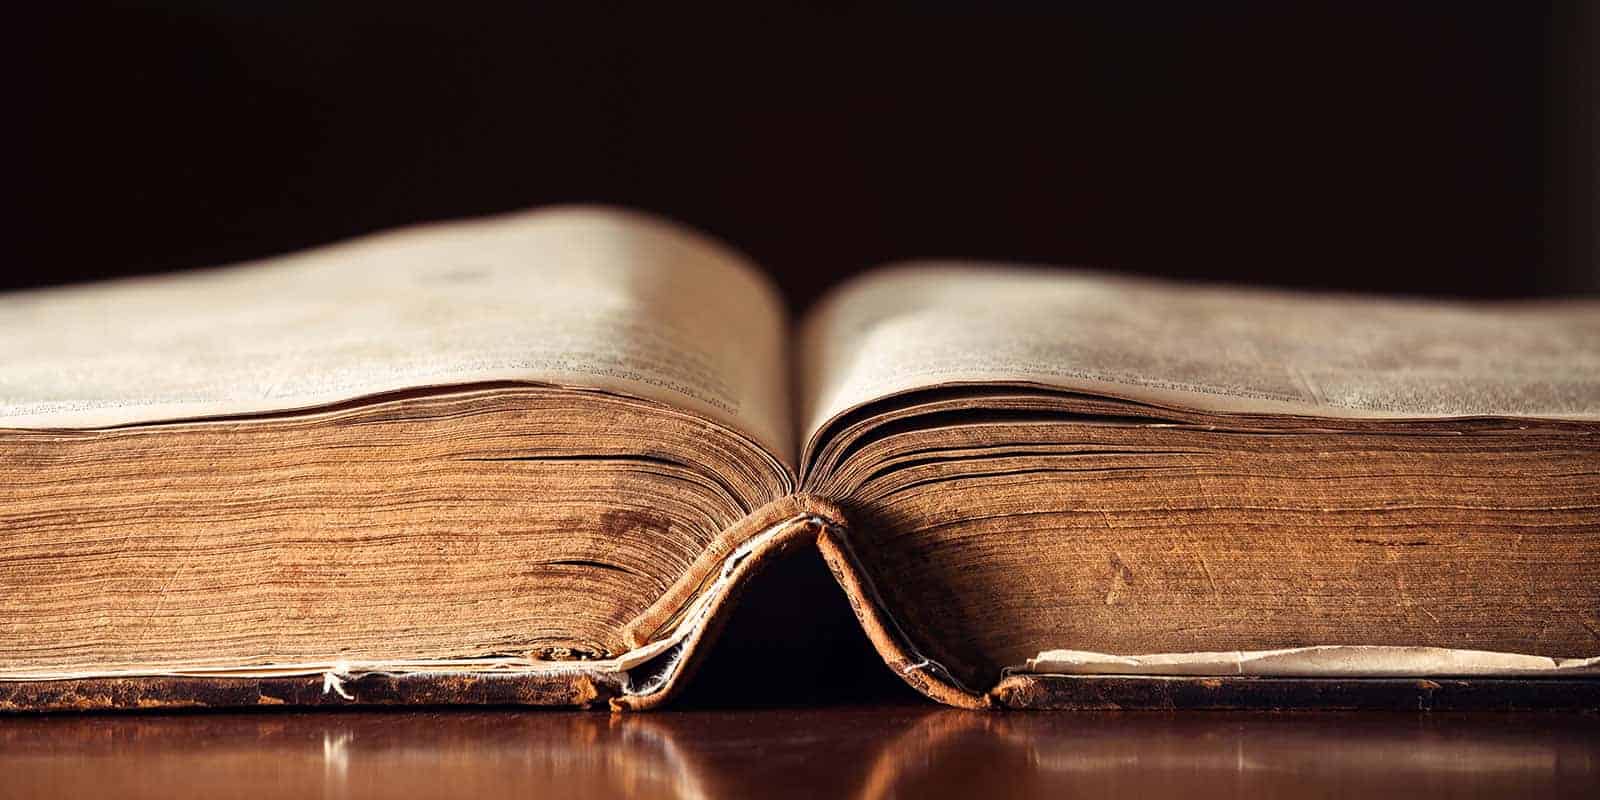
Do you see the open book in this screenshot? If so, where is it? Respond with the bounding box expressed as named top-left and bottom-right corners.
top-left (3, 208), bottom-right (1597, 711)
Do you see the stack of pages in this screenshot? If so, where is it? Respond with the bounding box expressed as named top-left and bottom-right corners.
top-left (2, 208), bottom-right (1595, 711)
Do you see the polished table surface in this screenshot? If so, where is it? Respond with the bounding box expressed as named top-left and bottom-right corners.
top-left (3, 705), bottom-right (1597, 799)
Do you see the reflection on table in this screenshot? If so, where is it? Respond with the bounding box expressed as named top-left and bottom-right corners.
top-left (2, 706), bottom-right (1596, 799)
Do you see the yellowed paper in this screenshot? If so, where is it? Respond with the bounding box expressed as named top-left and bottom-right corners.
top-left (800, 263), bottom-right (1600, 443)
top-left (0, 207), bottom-right (794, 461)
top-left (1023, 646), bottom-right (1600, 677)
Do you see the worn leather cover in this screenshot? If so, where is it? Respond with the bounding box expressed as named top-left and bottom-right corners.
top-left (0, 671), bottom-right (630, 713)
top-left (3, 496), bottom-right (1596, 712)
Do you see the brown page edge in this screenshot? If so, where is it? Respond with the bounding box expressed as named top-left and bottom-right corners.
top-left (6, 495), bottom-right (1595, 712)
top-left (0, 495), bottom-right (995, 712)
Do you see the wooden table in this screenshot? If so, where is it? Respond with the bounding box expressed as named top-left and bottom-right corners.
top-left (3, 705), bottom-right (1596, 799)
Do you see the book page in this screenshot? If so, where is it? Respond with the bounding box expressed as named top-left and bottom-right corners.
top-left (800, 263), bottom-right (1600, 443)
top-left (1023, 646), bottom-right (1600, 677)
top-left (0, 207), bottom-right (794, 462)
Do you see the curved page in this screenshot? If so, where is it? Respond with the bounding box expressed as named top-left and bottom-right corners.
top-left (800, 263), bottom-right (1600, 451)
top-left (0, 207), bottom-right (794, 463)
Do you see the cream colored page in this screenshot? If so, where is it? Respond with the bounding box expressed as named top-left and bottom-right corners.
top-left (1023, 646), bottom-right (1600, 677)
top-left (0, 207), bottom-right (793, 461)
top-left (801, 263), bottom-right (1600, 441)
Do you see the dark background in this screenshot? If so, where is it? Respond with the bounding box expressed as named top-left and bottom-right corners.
top-left (13, 2), bottom-right (1597, 705)
top-left (15, 2), bottom-right (1598, 304)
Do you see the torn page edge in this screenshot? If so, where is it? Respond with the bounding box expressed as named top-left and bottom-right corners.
top-left (814, 522), bottom-right (982, 702)
top-left (1014, 646), bottom-right (1600, 678)
top-left (617, 514), bottom-right (818, 697)
top-left (0, 515), bottom-right (810, 695)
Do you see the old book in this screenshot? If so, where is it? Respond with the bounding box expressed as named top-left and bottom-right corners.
top-left (2, 208), bottom-right (1597, 712)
